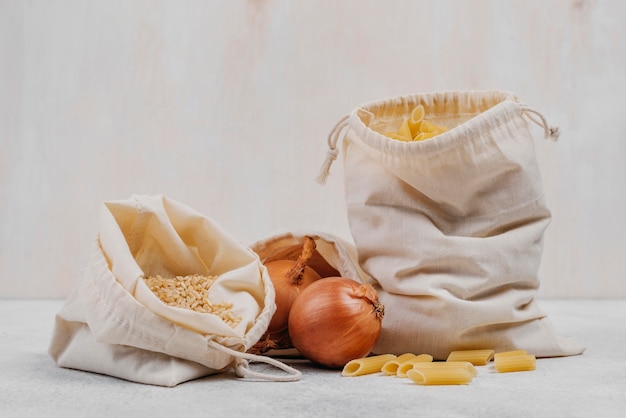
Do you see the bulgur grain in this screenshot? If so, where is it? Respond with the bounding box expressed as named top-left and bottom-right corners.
top-left (144, 274), bottom-right (241, 328)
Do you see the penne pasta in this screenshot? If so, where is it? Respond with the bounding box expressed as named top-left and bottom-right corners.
top-left (407, 367), bottom-right (473, 386)
top-left (419, 120), bottom-right (438, 133)
top-left (341, 354), bottom-right (397, 377)
top-left (494, 350), bottom-right (527, 359)
top-left (381, 353), bottom-right (418, 375)
top-left (397, 362), bottom-right (417, 377)
top-left (396, 354), bottom-right (434, 377)
top-left (382, 104), bottom-right (450, 142)
top-left (398, 119), bottom-right (413, 141)
top-left (494, 352), bottom-right (536, 373)
top-left (384, 132), bottom-right (411, 142)
top-left (412, 361), bottom-right (478, 378)
top-left (414, 132), bottom-right (439, 141)
top-left (408, 104), bottom-right (425, 136)
top-left (446, 349), bottom-right (495, 365)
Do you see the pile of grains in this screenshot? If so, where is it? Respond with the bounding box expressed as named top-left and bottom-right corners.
top-left (144, 274), bottom-right (241, 328)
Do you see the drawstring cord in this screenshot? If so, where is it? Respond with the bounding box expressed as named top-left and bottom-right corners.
top-left (316, 103), bottom-right (558, 185)
top-left (207, 340), bottom-right (302, 382)
top-left (316, 115), bottom-right (350, 185)
top-left (520, 105), bottom-right (560, 141)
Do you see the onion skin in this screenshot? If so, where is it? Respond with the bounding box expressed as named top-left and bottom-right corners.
top-left (264, 242), bottom-right (340, 278)
top-left (248, 236), bottom-right (322, 354)
top-left (288, 277), bottom-right (384, 369)
top-left (265, 260), bottom-right (321, 336)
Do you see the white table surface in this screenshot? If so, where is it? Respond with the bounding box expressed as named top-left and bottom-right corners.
top-left (1, 299), bottom-right (625, 418)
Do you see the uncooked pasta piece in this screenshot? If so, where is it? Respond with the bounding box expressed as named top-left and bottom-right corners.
top-left (384, 132), bottom-right (411, 141)
top-left (398, 119), bottom-right (413, 141)
top-left (411, 361), bottom-right (478, 378)
top-left (419, 119), bottom-right (445, 133)
top-left (381, 353), bottom-right (418, 375)
top-left (494, 351), bottom-right (536, 373)
top-left (407, 367), bottom-right (473, 386)
top-left (396, 354), bottom-right (433, 377)
top-left (494, 350), bottom-right (527, 359)
top-left (383, 104), bottom-right (450, 142)
top-left (341, 354), bottom-right (397, 377)
top-left (414, 131), bottom-right (439, 141)
top-left (408, 104), bottom-right (425, 135)
top-left (446, 349), bottom-right (495, 365)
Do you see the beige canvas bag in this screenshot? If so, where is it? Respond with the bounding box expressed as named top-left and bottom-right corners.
top-left (49, 195), bottom-right (300, 386)
top-left (318, 90), bottom-right (585, 359)
top-left (250, 230), bottom-right (371, 283)
top-left (248, 230), bottom-right (372, 354)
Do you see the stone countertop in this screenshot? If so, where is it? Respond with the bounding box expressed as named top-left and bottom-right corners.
top-left (1, 299), bottom-right (624, 418)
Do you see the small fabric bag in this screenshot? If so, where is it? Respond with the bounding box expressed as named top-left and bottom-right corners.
top-left (318, 90), bottom-right (585, 359)
top-left (248, 230), bottom-right (372, 353)
top-left (250, 230), bottom-right (370, 283)
top-left (49, 195), bottom-right (300, 386)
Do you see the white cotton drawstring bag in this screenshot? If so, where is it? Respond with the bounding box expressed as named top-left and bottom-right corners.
top-left (250, 231), bottom-right (371, 283)
top-left (317, 90), bottom-right (585, 360)
top-left (49, 194), bottom-right (301, 386)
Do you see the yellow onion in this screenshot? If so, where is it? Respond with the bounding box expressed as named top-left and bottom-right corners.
top-left (288, 277), bottom-right (385, 369)
top-left (264, 242), bottom-right (340, 278)
top-left (249, 236), bottom-right (321, 353)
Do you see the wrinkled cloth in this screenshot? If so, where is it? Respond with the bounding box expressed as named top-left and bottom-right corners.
top-left (332, 90), bottom-right (584, 359)
top-left (49, 195), bottom-right (276, 386)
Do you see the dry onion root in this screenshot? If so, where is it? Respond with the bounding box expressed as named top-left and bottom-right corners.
top-left (288, 277), bottom-right (385, 369)
top-left (262, 241), bottom-right (340, 278)
top-left (248, 236), bottom-right (321, 354)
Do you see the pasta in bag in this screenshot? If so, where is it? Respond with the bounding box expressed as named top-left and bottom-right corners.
top-left (318, 90), bottom-right (584, 360)
top-left (49, 195), bottom-right (300, 386)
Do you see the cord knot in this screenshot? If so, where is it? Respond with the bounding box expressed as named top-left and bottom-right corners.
top-left (316, 115), bottom-right (349, 184)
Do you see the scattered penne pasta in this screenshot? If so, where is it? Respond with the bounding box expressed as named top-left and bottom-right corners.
top-left (381, 353), bottom-right (419, 375)
top-left (446, 349), bottom-right (495, 366)
top-left (411, 361), bottom-right (478, 378)
top-left (494, 351), bottom-right (536, 373)
top-left (341, 354), bottom-right (397, 377)
top-left (342, 349), bottom-right (536, 382)
top-left (407, 367), bottom-right (474, 386)
top-left (396, 354), bottom-right (434, 377)
top-left (494, 350), bottom-right (527, 359)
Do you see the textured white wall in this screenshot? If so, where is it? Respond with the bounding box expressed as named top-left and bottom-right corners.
top-left (1, 0), bottom-right (624, 298)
